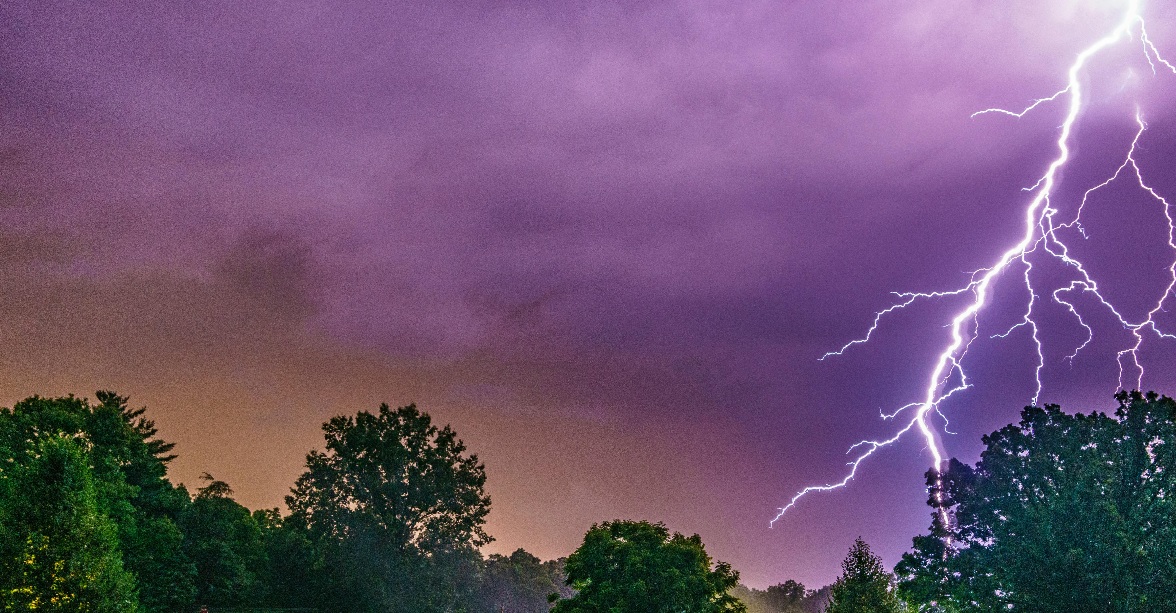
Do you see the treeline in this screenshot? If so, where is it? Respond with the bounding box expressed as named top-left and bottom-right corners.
top-left (4, 390), bottom-right (1175, 612)
top-left (733, 578), bottom-right (827, 611)
top-left (0, 393), bottom-right (571, 612)
top-left (0, 391), bottom-right (824, 613)
top-left (731, 581), bottom-right (829, 613)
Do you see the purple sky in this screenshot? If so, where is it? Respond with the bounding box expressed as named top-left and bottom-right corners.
top-left (3, 0), bottom-right (1176, 589)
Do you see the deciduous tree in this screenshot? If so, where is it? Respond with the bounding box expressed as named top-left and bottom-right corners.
top-left (0, 435), bottom-right (139, 612)
top-left (731, 579), bottom-right (822, 613)
top-left (477, 548), bottom-right (570, 613)
top-left (182, 475), bottom-right (267, 607)
top-left (551, 520), bottom-right (746, 613)
top-left (896, 391), bottom-right (1176, 613)
top-left (285, 403), bottom-right (492, 612)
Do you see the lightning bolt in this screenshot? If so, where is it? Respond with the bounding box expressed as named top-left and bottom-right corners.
top-left (772, 0), bottom-right (1176, 527)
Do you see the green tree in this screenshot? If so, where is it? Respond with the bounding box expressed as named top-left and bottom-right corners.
top-left (181, 475), bottom-right (267, 607)
top-left (285, 403), bottom-right (492, 612)
top-left (0, 435), bottom-right (139, 611)
top-left (826, 538), bottom-right (903, 613)
top-left (252, 507), bottom-right (320, 609)
top-left (0, 392), bottom-right (197, 611)
top-left (551, 520), bottom-right (746, 613)
top-left (766, 580), bottom-right (809, 612)
top-left (896, 391), bottom-right (1176, 613)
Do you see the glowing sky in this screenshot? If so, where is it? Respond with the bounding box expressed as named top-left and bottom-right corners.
top-left (3, 0), bottom-right (1176, 588)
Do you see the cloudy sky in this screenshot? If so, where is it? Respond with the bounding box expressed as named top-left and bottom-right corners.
top-left (3, 0), bottom-right (1176, 588)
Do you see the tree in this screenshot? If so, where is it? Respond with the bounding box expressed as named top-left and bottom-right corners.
top-left (252, 507), bottom-right (320, 609)
top-left (895, 391), bottom-right (1176, 613)
top-left (0, 392), bottom-right (196, 611)
top-left (731, 579), bottom-right (819, 613)
top-left (285, 402), bottom-right (492, 612)
top-left (0, 435), bottom-right (139, 612)
top-left (181, 475), bottom-right (267, 607)
top-left (731, 579), bottom-right (825, 613)
top-left (551, 520), bottom-right (746, 613)
top-left (766, 580), bottom-right (811, 612)
top-left (826, 538), bottom-right (903, 613)
top-left (477, 549), bottom-right (571, 613)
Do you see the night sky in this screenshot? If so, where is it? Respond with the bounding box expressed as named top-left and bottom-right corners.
top-left (3, 0), bottom-right (1176, 589)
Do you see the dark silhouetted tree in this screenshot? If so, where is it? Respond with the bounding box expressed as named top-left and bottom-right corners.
top-left (181, 475), bottom-right (267, 607)
top-left (285, 403), bottom-right (492, 612)
top-left (551, 520), bottom-right (746, 613)
top-left (477, 548), bottom-right (570, 612)
top-left (766, 580), bottom-right (808, 609)
top-left (732, 579), bottom-right (821, 613)
top-left (252, 507), bottom-right (320, 609)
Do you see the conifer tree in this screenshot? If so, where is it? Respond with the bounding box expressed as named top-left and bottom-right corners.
top-left (827, 538), bottom-right (903, 613)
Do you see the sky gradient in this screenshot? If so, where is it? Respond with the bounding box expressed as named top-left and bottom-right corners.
top-left (3, 0), bottom-right (1176, 589)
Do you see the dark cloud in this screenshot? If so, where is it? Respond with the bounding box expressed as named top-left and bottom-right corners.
top-left (214, 227), bottom-right (321, 322)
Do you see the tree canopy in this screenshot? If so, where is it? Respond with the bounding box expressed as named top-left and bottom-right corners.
top-left (0, 392), bottom-right (575, 612)
top-left (182, 475), bottom-right (268, 607)
top-left (478, 548), bottom-right (573, 613)
top-left (285, 402), bottom-right (493, 612)
top-left (551, 519), bottom-right (746, 613)
top-left (0, 435), bottom-right (139, 612)
top-left (0, 392), bottom-right (195, 611)
top-left (896, 391), bottom-right (1176, 613)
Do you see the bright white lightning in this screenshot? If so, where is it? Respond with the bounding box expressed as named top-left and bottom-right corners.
top-left (772, 0), bottom-right (1176, 527)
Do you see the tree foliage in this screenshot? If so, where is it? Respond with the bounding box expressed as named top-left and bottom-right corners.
top-left (765, 580), bottom-right (809, 611)
top-left (0, 435), bottom-right (139, 612)
top-left (551, 520), bottom-right (746, 613)
top-left (251, 507), bottom-right (320, 609)
top-left (896, 391), bottom-right (1176, 613)
top-left (182, 475), bottom-right (268, 607)
top-left (0, 392), bottom-right (195, 611)
top-left (826, 538), bottom-right (903, 613)
top-left (477, 549), bottom-right (572, 613)
top-left (732, 579), bottom-right (827, 613)
top-left (285, 402), bottom-right (493, 612)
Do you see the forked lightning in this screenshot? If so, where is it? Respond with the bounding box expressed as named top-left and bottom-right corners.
top-left (772, 0), bottom-right (1176, 527)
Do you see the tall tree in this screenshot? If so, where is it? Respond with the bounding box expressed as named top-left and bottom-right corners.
top-left (0, 392), bottom-right (196, 611)
top-left (896, 391), bottom-right (1176, 613)
top-left (551, 520), bottom-right (746, 613)
top-left (826, 538), bottom-right (903, 613)
top-left (0, 435), bottom-right (139, 612)
top-left (286, 403), bottom-right (492, 612)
